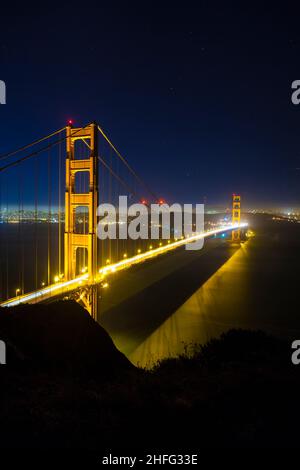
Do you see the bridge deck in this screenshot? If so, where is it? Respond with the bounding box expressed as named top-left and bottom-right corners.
top-left (0, 223), bottom-right (247, 308)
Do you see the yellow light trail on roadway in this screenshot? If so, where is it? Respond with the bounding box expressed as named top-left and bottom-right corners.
top-left (99, 223), bottom-right (248, 275)
top-left (0, 274), bottom-right (89, 308)
top-left (0, 223), bottom-right (247, 308)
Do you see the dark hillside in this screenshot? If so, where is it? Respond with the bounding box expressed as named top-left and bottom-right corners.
top-left (0, 302), bottom-right (299, 450)
top-left (0, 301), bottom-right (132, 376)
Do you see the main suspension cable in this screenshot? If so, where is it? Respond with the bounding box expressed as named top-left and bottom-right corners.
top-left (98, 156), bottom-right (137, 199)
top-left (0, 125), bottom-right (91, 173)
top-left (0, 127), bottom-right (66, 162)
top-left (97, 125), bottom-right (159, 203)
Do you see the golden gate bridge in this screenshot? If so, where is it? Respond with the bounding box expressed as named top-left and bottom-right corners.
top-left (0, 122), bottom-right (246, 318)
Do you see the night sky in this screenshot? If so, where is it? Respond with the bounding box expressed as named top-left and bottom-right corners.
top-left (1, 2), bottom-right (300, 208)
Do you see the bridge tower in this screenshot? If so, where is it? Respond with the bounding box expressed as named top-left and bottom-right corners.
top-left (64, 123), bottom-right (98, 318)
top-left (232, 194), bottom-right (241, 242)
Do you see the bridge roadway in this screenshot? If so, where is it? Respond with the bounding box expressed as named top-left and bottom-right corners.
top-left (98, 230), bottom-right (244, 358)
top-left (0, 224), bottom-right (247, 309)
top-left (99, 215), bottom-right (300, 366)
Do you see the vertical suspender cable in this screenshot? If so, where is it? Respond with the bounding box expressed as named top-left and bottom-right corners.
top-left (109, 145), bottom-right (112, 262)
top-left (20, 166), bottom-right (24, 295)
top-left (58, 134), bottom-right (62, 277)
top-left (4, 176), bottom-right (8, 299)
top-left (0, 177), bottom-right (1, 298)
top-left (34, 154), bottom-right (38, 291)
top-left (18, 170), bottom-right (21, 296)
top-left (48, 142), bottom-right (51, 285)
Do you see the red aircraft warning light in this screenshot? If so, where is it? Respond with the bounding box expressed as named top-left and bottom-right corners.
top-left (67, 119), bottom-right (73, 126)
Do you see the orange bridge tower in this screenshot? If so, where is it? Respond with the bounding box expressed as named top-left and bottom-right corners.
top-left (232, 194), bottom-right (241, 242)
top-left (64, 122), bottom-right (99, 317)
